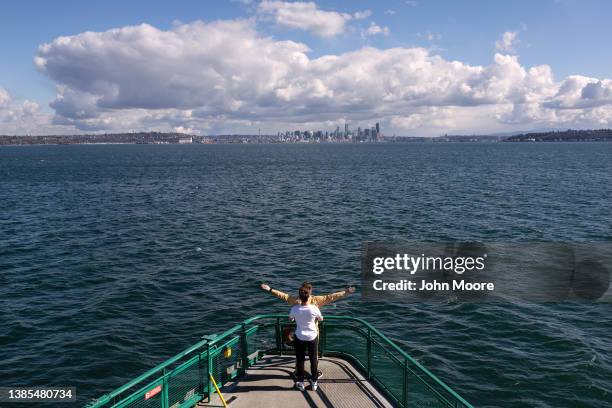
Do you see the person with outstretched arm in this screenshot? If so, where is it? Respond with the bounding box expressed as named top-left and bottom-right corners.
top-left (261, 281), bottom-right (355, 380)
top-left (290, 285), bottom-right (323, 391)
top-left (260, 282), bottom-right (355, 306)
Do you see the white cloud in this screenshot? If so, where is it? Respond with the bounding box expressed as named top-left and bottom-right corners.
top-left (352, 10), bottom-right (372, 20)
top-left (546, 77), bottom-right (612, 109)
top-left (28, 20), bottom-right (612, 136)
top-left (390, 107), bottom-right (456, 130)
top-left (0, 88), bottom-right (40, 121)
top-left (405, 1), bottom-right (418, 6)
top-left (384, 9), bottom-right (396, 15)
top-left (0, 87), bottom-right (68, 135)
top-left (417, 31), bottom-right (441, 41)
top-left (174, 125), bottom-right (194, 134)
top-left (362, 22), bottom-right (390, 37)
top-left (0, 88), bottom-right (11, 109)
top-left (256, 1), bottom-right (368, 37)
top-left (496, 30), bottom-right (519, 53)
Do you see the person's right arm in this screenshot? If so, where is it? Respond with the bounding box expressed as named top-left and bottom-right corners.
top-left (289, 306), bottom-right (295, 321)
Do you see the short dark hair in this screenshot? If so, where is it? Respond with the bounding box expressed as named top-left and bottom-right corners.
top-left (301, 282), bottom-right (312, 291)
top-left (299, 286), bottom-right (311, 303)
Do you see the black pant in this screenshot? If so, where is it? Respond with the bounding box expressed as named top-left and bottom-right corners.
top-left (295, 336), bottom-right (318, 382)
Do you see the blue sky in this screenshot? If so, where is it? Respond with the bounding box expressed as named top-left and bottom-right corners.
top-left (1, 0), bottom-right (611, 135)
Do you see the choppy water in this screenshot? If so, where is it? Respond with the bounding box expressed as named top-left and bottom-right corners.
top-left (0, 143), bottom-right (611, 407)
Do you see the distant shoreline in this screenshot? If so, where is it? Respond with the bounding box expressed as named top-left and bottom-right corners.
top-left (1, 129), bottom-right (611, 145)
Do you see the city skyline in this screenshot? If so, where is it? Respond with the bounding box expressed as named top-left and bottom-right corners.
top-left (1, 1), bottom-right (612, 136)
top-left (276, 121), bottom-right (381, 142)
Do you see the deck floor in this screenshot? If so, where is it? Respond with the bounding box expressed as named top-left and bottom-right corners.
top-left (198, 355), bottom-right (394, 408)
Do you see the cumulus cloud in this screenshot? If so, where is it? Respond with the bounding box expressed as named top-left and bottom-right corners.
top-left (0, 88), bottom-right (11, 109)
top-left (362, 22), bottom-right (390, 37)
top-left (0, 88), bottom-right (40, 121)
top-left (496, 31), bottom-right (519, 53)
top-left (0, 87), bottom-right (66, 135)
top-left (545, 77), bottom-right (612, 109)
top-left (30, 19), bottom-right (612, 135)
top-left (256, 1), bottom-right (369, 37)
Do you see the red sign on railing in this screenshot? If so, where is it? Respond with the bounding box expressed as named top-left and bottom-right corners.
top-left (144, 385), bottom-right (162, 400)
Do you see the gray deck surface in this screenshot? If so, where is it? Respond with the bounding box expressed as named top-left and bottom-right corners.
top-left (198, 355), bottom-right (394, 408)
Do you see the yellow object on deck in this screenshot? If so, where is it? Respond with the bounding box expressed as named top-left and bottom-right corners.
top-left (209, 374), bottom-right (229, 408)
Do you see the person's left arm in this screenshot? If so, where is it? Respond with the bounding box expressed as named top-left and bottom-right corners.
top-left (312, 287), bottom-right (356, 307)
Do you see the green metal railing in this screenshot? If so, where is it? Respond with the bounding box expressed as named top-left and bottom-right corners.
top-left (86, 315), bottom-right (473, 408)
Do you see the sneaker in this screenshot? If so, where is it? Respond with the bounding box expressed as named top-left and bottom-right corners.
top-left (311, 381), bottom-right (318, 391)
top-left (296, 382), bottom-right (305, 391)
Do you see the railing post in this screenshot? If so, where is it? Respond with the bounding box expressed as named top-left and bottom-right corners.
top-left (241, 323), bottom-right (249, 373)
top-left (366, 328), bottom-right (372, 380)
top-left (402, 358), bottom-right (407, 408)
top-left (198, 352), bottom-right (204, 400)
top-left (161, 368), bottom-right (168, 408)
top-left (207, 342), bottom-right (213, 402)
top-left (275, 317), bottom-right (282, 356)
top-left (319, 320), bottom-right (325, 358)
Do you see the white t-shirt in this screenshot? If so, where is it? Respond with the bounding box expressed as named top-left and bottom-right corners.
top-left (289, 304), bottom-right (322, 341)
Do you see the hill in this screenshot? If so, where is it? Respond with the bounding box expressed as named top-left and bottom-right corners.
top-left (504, 129), bottom-right (612, 142)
